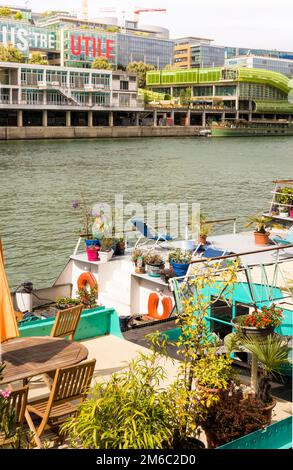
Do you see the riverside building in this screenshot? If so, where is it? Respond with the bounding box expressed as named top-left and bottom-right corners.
top-left (0, 61), bottom-right (142, 127)
top-left (0, 8), bottom-right (174, 69)
top-left (146, 67), bottom-right (293, 125)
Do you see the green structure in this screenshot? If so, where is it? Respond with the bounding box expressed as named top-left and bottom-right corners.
top-left (146, 67), bottom-right (293, 123)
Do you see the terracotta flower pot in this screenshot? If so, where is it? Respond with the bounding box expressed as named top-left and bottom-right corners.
top-left (199, 235), bottom-right (207, 245)
top-left (254, 231), bottom-right (270, 245)
top-left (261, 398), bottom-right (277, 425)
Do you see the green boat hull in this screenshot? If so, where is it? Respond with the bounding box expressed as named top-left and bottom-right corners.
top-left (212, 126), bottom-right (293, 137)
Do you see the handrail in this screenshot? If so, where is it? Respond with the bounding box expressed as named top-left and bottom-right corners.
top-left (189, 243), bottom-right (293, 265)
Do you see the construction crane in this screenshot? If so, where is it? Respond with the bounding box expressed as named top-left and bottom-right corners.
top-left (133, 8), bottom-right (167, 23)
top-left (82, 0), bottom-right (88, 20)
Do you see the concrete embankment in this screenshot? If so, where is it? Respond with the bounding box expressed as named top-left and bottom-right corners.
top-left (0, 126), bottom-right (209, 140)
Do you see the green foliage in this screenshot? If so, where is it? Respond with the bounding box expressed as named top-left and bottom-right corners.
top-left (179, 88), bottom-right (191, 106)
top-left (169, 249), bottom-right (192, 264)
top-left (275, 186), bottom-right (293, 206)
top-left (55, 297), bottom-right (81, 308)
top-left (28, 52), bottom-right (48, 65)
top-left (100, 237), bottom-right (115, 252)
top-left (0, 7), bottom-right (12, 17)
top-left (127, 62), bottom-right (155, 88)
top-left (61, 352), bottom-right (173, 449)
top-left (0, 44), bottom-right (24, 63)
top-left (131, 247), bottom-right (146, 265)
top-left (199, 213), bottom-right (212, 237)
top-left (91, 57), bottom-right (113, 70)
top-left (144, 250), bottom-right (163, 266)
top-left (193, 353), bottom-right (236, 390)
top-left (239, 334), bottom-right (291, 404)
top-left (245, 214), bottom-right (272, 233)
top-left (76, 286), bottom-right (98, 309)
top-left (106, 26), bottom-right (119, 33)
top-left (13, 12), bottom-right (23, 20)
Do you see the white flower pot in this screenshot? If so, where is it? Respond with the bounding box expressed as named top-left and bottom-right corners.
top-left (99, 250), bottom-right (114, 262)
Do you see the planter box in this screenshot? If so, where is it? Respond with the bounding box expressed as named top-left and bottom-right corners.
top-left (99, 250), bottom-right (114, 262)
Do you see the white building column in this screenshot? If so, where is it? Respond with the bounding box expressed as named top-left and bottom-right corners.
top-left (88, 111), bottom-right (93, 127)
top-left (153, 109), bottom-right (157, 126)
top-left (66, 111), bottom-right (71, 127)
top-left (17, 110), bottom-right (23, 127)
top-left (109, 112), bottom-right (114, 127)
top-left (42, 110), bottom-right (48, 127)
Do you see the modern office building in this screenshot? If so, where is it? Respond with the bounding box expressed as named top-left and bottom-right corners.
top-left (146, 67), bottom-right (293, 124)
top-left (0, 61), bottom-right (142, 127)
top-left (225, 55), bottom-right (293, 78)
top-left (0, 7), bottom-right (173, 69)
top-left (173, 37), bottom-right (293, 73)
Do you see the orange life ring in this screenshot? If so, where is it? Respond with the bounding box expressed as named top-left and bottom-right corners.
top-left (77, 272), bottom-right (98, 291)
top-left (145, 292), bottom-right (173, 320)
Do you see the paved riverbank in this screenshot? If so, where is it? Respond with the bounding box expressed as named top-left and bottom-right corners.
top-left (0, 125), bottom-right (209, 140)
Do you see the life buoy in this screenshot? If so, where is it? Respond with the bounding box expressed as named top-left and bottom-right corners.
top-left (77, 272), bottom-right (98, 291)
top-left (145, 292), bottom-right (173, 320)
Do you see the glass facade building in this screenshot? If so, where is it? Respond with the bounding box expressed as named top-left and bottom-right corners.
top-left (225, 56), bottom-right (293, 78)
top-left (117, 34), bottom-right (173, 69)
top-left (190, 45), bottom-right (225, 68)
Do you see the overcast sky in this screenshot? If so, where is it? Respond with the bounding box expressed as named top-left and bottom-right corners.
top-left (3, 0), bottom-right (292, 50)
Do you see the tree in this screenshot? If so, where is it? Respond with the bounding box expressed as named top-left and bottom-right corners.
top-left (91, 57), bottom-right (113, 70)
top-left (127, 61), bottom-right (155, 88)
top-left (0, 44), bottom-right (24, 63)
top-left (28, 52), bottom-right (48, 65)
top-left (14, 12), bottom-right (23, 20)
top-left (179, 87), bottom-right (191, 106)
top-left (0, 7), bottom-right (12, 17)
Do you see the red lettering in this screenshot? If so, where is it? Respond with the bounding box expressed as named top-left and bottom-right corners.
top-left (71, 35), bottom-right (82, 56)
top-left (106, 40), bottom-right (114, 60)
top-left (98, 38), bottom-right (105, 58)
top-left (92, 37), bottom-right (97, 58)
top-left (83, 36), bottom-right (91, 57)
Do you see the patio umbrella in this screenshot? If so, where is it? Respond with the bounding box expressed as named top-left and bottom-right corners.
top-left (0, 240), bottom-right (19, 343)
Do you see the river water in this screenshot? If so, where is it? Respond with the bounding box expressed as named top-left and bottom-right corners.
top-left (0, 136), bottom-right (292, 289)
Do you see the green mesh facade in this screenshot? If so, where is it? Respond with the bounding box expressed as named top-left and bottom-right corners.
top-left (146, 67), bottom-right (292, 97)
top-left (254, 100), bottom-right (293, 113)
top-left (239, 83), bottom-right (287, 101)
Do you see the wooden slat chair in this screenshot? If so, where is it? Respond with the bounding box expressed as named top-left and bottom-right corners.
top-left (0, 386), bottom-right (28, 446)
top-left (50, 305), bottom-right (83, 341)
top-left (26, 359), bottom-right (96, 442)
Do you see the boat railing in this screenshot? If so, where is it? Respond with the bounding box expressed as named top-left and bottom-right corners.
top-left (72, 216), bottom-right (238, 255)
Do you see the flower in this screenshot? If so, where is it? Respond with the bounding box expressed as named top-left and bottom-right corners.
top-left (0, 389), bottom-right (11, 399)
top-left (235, 304), bottom-right (283, 329)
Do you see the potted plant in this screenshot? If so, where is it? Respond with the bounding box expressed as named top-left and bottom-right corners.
top-left (55, 297), bottom-right (81, 310)
top-left (169, 249), bottom-right (192, 277)
top-left (239, 334), bottom-right (291, 424)
top-left (160, 267), bottom-right (175, 284)
top-left (61, 351), bottom-right (174, 449)
top-left (114, 237), bottom-right (126, 256)
top-left (245, 214), bottom-right (272, 245)
top-left (72, 198), bottom-right (98, 248)
top-left (86, 243), bottom-right (100, 261)
top-left (199, 214), bottom-right (212, 245)
top-left (199, 386), bottom-right (268, 448)
top-left (99, 237), bottom-right (115, 262)
top-left (233, 304), bottom-right (283, 339)
top-left (76, 285), bottom-right (98, 309)
top-left (144, 251), bottom-right (164, 277)
top-left (131, 248), bottom-right (146, 274)
top-left (275, 187), bottom-right (293, 217)
top-left (193, 352), bottom-right (237, 394)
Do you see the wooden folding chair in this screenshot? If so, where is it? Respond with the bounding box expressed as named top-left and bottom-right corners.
top-left (50, 305), bottom-right (83, 341)
top-left (0, 386), bottom-right (28, 446)
top-left (26, 359), bottom-right (96, 443)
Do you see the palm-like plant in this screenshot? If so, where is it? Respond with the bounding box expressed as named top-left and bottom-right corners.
top-left (245, 214), bottom-right (272, 234)
top-left (240, 334), bottom-right (291, 404)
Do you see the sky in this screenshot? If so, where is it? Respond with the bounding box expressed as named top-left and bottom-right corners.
top-left (2, 0), bottom-right (293, 50)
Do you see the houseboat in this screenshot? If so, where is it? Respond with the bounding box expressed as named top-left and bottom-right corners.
top-left (212, 120), bottom-right (293, 137)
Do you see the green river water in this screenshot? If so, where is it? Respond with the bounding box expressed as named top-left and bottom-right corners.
top-left (0, 136), bottom-right (292, 289)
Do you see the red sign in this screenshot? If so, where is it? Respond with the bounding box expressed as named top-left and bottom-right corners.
top-left (71, 35), bottom-right (114, 60)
